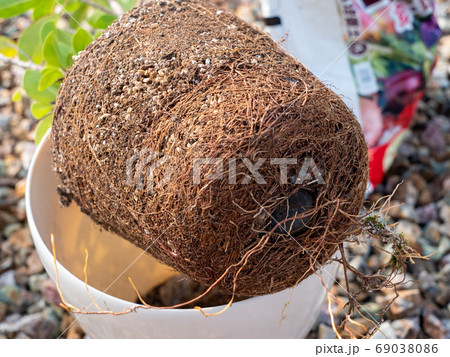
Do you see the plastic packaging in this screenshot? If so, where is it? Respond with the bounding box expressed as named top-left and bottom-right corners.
top-left (261, 0), bottom-right (441, 191)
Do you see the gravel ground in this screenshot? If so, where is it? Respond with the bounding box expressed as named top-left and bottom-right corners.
top-left (0, 1), bottom-right (449, 339)
top-left (0, 15), bottom-right (88, 340)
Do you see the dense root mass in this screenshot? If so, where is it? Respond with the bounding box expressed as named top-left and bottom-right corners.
top-left (52, 0), bottom-right (369, 296)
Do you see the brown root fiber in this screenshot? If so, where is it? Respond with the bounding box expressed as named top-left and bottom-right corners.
top-left (51, 0), bottom-right (369, 296)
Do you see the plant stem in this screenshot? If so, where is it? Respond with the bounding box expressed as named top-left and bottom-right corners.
top-left (78, 0), bottom-right (117, 16)
top-left (107, 0), bottom-right (125, 16)
top-left (0, 53), bottom-right (43, 71)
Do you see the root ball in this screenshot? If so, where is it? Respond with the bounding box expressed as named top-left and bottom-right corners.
top-left (52, 0), bottom-right (369, 296)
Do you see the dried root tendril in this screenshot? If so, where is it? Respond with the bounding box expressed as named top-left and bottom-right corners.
top-left (320, 190), bottom-right (429, 339)
top-left (50, 189), bottom-right (427, 339)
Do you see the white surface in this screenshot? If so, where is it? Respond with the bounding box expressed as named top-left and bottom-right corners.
top-left (261, 0), bottom-right (362, 123)
top-left (25, 131), bottom-right (337, 338)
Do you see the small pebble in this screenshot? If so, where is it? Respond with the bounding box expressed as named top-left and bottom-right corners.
top-left (0, 285), bottom-right (20, 306)
top-left (25, 251), bottom-right (43, 275)
top-left (391, 317), bottom-right (420, 339)
top-left (317, 323), bottom-right (336, 339)
top-left (423, 311), bottom-right (448, 339)
top-left (0, 270), bottom-right (15, 286)
top-left (415, 203), bottom-right (438, 224)
top-left (386, 289), bottom-right (422, 320)
top-left (0, 302), bottom-right (7, 322)
top-left (28, 273), bottom-right (48, 293)
top-left (2, 223), bottom-right (22, 238)
top-left (396, 220), bottom-right (421, 248)
top-left (7, 227), bottom-right (33, 249)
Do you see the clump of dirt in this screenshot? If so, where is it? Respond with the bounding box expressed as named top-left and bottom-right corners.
top-left (52, 0), bottom-right (369, 296)
top-left (140, 275), bottom-right (249, 308)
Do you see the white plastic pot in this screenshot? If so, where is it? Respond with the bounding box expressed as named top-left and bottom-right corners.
top-left (260, 0), bottom-right (361, 121)
top-left (26, 131), bottom-right (337, 338)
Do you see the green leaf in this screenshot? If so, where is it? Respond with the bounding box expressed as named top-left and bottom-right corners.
top-left (42, 33), bottom-right (59, 67)
top-left (88, 10), bottom-right (116, 29)
top-left (72, 28), bottom-right (93, 53)
top-left (55, 29), bottom-right (73, 48)
top-left (64, 0), bottom-right (87, 12)
top-left (0, 36), bottom-right (17, 57)
top-left (32, 0), bottom-right (55, 20)
top-left (66, 52), bottom-right (74, 68)
top-left (40, 20), bottom-right (56, 42)
top-left (23, 70), bottom-right (58, 105)
top-left (18, 15), bottom-right (57, 63)
top-left (94, 30), bottom-right (104, 39)
top-left (35, 114), bottom-right (52, 145)
top-left (38, 67), bottom-right (64, 91)
top-left (31, 101), bottom-right (52, 119)
top-left (0, 0), bottom-right (37, 19)
top-left (69, 4), bottom-right (88, 29)
top-left (11, 88), bottom-right (22, 102)
top-left (43, 32), bottom-right (73, 69)
top-left (54, 29), bottom-right (75, 66)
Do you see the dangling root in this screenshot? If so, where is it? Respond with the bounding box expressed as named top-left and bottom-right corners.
top-left (313, 189), bottom-right (429, 339)
top-left (83, 247), bottom-right (103, 312)
top-left (51, 234), bottom-right (77, 313)
top-left (52, 233), bottom-right (141, 316)
top-left (51, 189), bottom-right (428, 336)
top-left (51, 215), bottom-right (296, 316)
